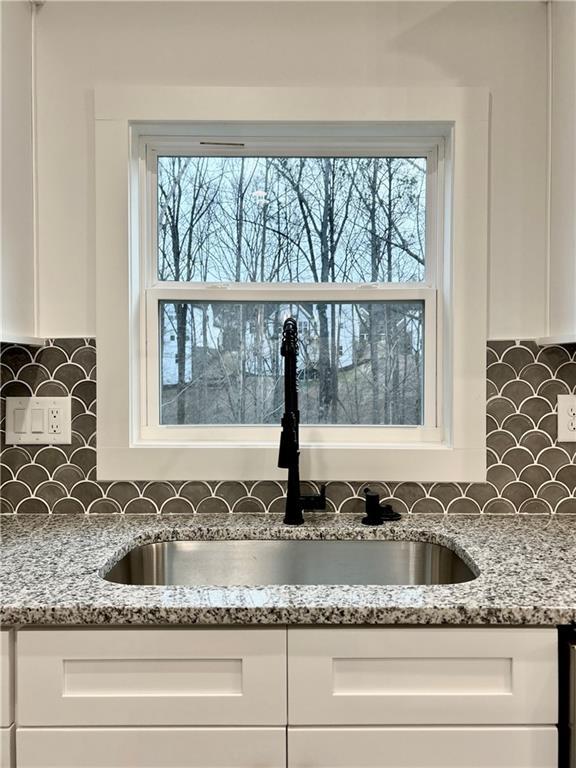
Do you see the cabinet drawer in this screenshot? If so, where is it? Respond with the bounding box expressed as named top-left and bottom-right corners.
top-left (0, 726), bottom-right (14, 768)
top-left (17, 727), bottom-right (285, 767)
top-left (18, 628), bottom-right (286, 726)
top-left (288, 627), bottom-right (557, 725)
top-left (288, 726), bottom-right (558, 767)
top-left (0, 632), bottom-right (13, 727)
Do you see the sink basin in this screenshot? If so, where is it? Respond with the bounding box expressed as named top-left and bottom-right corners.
top-left (103, 540), bottom-right (475, 587)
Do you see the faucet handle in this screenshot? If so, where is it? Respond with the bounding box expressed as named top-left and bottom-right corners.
top-left (362, 487), bottom-right (401, 525)
top-left (300, 483), bottom-right (326, 510)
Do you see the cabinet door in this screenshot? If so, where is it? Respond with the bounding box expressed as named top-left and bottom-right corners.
top-left (17, 727), bottom-right (285, 768)
top-left (288, 627), bottom-right (557, 725)
top-left (0, 632), bottom-right (13, 727)
top-left (288, 727), bottom-right (558, 768)
top-left (0, 726), bottom-right (14, 768)
top-left (18, 628), bottom-right (286, 726)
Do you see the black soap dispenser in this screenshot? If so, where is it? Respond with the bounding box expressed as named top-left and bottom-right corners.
top-left (362, 487), bottom-right (401, 525)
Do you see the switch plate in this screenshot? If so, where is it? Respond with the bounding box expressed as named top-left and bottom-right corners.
top-left (557, 394), bottom-right (576, 442)
top-left (5, 397), bottom-right (72, 445)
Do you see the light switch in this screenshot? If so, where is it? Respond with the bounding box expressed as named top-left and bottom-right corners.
top-left (31, 409), bottom-right (44, 433)
top-left (14, 409), bottom-right (26, 433)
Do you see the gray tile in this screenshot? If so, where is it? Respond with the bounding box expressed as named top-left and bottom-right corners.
top-left (447, 498), bottom-right (481, 514)
top-left (71, 481), bottom-right (103, 506)
top-left (411, 498), bottom-right (445, 514)
top-left (487, 362), bottom-right (517, 390)
top-left (556, 362), bottom-right (576, 389)
top-left (518, 464), bottom-right (553, 492)
top-left (124, 497), bottom-right (158, 514)
top-left (34, 447), bottom-right (68, 474)
top-left (142, 483), bottom-right (175, 507)
top-left (429, 483), bottom-right (461, 506)
top-left (161, 497), bottom-right (195, 514)
top-left (501, 345), bottom-right (536, 373)
top-left (179, 481), bottom-right (212, 507)
top-left (555, 498), bottom-right (576, 514)
top-left (500, 380), bottom-right (534, 407)
top-left (196, 496), bottom-right (230, 514)
top-left (4, 337), bottom-right (576, 519)
top-left (519, 363), bottom-right (552, 389)
top-left (250, 481), bottom-right (284, 506)
top-left (232, 497), bottom-right (266, 515)
top-left (536, 345), bottom-right (571, 373)
top-left (52, 497), bottom-right (85, 514)
top-left (484, 498), bottom-right (516, 515)
top-left (501, 481), bottom-right (533, 506)
top-left (33, 346), bottom-right (68, 373)
top-left (16, 498), bottom-right (49, 514)
top-left (518, 498), bottom-right (552, 515)
top-left (16, 464), bottom-right (50, 491)
top-left (213, 481), bottom-right (248, 505)
top-left (393, 482), bottom-right (426, 506)
top-left (106, 482), bottom-right (140, 506)
top-left (89, 498), bottom-right (122, 514)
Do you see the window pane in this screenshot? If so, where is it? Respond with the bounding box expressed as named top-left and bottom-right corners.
top-left (160, 301), bottom-right (424, 426)
top-left (157, 156), bottom-right (426, 284)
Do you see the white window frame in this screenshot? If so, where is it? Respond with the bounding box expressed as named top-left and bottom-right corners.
top-left (142, 133), bottom-right (440, 445)
top-left (95, 86), bottom-right (488, 481)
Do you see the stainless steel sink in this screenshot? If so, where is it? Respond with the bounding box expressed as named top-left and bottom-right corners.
top-left (103, 540), bottom-right (475, 587)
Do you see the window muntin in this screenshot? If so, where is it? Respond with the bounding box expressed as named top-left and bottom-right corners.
top-left (156, 156), bottom-right (427, 284)
top-left (159, 299), bottom-right (425, 427)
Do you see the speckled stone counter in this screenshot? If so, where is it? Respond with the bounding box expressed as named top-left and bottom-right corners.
top-left (1, 514), bottom-right (575, 626)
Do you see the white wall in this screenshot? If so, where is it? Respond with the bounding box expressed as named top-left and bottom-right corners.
top-left (1, 0), bottom-right (35, 340)
top-left (34, 0), bottom-right (547, 339)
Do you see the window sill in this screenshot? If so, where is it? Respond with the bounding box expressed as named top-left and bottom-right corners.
top-left (97, 444), bottom-right (486, 483)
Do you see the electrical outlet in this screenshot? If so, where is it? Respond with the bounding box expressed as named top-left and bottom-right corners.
top-left (5, 397), bottom-right (72, 445)
top-left (557, 394), bottom-right (576, 442)
top-left (48, 408), bottom-right (62, 434)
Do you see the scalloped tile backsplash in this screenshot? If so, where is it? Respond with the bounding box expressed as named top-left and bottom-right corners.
top-left (1, 338), bottom-right (576, 516)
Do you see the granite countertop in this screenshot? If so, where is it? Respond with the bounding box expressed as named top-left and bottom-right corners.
top-left (0, 513), bottom-right (575, 626)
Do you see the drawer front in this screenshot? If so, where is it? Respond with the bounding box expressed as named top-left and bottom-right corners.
top-left (17, 727), bottom-right (285, 767)
top-left (18, 628), bottom-right (286, 726)
top-left (288, 627), bottom-right (557, 725)
top-left (288, 727), bottom-right (558, 768)
top-left (0, 632), bottom-right (13, 727)
top-left (0, 726), bottom-right (14, 768)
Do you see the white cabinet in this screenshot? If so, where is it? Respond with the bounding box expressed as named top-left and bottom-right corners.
top-left (0, 1), bottom-right (38, 345)
top-left (0, 632), bottom-right (13, 729)
top-left (17, 628), bottom-right (286, 726)
top-left (12, 625), bottom-right (559, 768)
top-left (0, 631), bottom-right (14, 768)
top-left (17, 727), bottom-right (285, 768)
top-left (288, 627), bottom-right (557, 726)
top-left (541, 0), bottom-right (576, 344)
top-left (288, 727), bottom-right (558, 768)
top-left (0, 726), bottom-right (14, 768)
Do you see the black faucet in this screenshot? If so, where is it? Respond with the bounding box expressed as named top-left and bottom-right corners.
top-left (278, 317), bottom-right (326, 525)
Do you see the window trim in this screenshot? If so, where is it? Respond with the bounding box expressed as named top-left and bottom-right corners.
top-left (95, 85), bottom-right (488, 481)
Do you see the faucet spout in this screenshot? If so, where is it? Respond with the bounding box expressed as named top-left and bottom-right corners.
top-left (278, 317), bottom-right (326, 525)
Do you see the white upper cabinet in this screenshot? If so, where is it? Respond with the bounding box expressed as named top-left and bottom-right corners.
top-left (0, 2), bottom-right (39, 345)
top-left (542, 0), bottom-right (576, 344)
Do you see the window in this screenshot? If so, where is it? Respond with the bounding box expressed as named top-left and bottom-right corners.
top-left (142, 132), bottom-right (440, 445)
top-left (95, 86), bottom-right (488, 480)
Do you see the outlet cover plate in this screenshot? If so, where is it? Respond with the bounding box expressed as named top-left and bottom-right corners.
top-left (557, 394), bottom-right (576, 442)
top-left (5, 397), bottom-right (72, 445)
